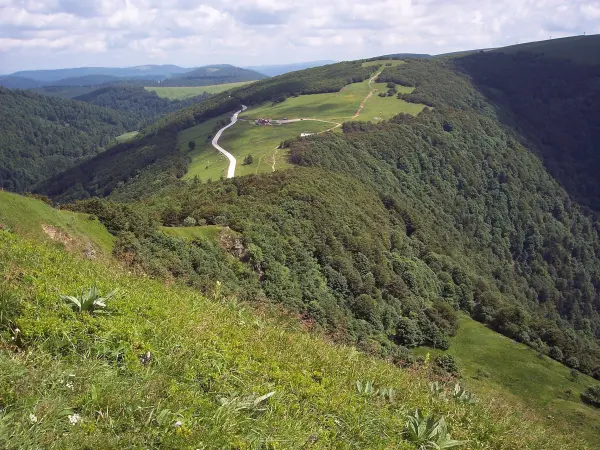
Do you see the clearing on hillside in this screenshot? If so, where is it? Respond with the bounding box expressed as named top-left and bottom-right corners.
top-left (245, 71), bottom-right (424, 123)
top-left (362, 59), bottom-right (406, 67)
top-left (415, 316), bottom-right (600, 446)
top-left (181, 116), bottom-right (331, 181)
top-left (115, 131), bottom-right (139, 143)
top-left (146, 81), bottom-right (256, 100)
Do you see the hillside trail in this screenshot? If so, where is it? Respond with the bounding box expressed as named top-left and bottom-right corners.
top-left (352, 68), bottom-right (383, 119)
top-left (211, 105), bottom-right (247, 178)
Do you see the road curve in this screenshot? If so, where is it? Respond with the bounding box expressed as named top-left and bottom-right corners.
top-left (212, 105), bottom-right (247, 178)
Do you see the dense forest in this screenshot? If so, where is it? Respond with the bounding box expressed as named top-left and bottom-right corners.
top-left (45, 57), bottom-right (600, 378)
top-left (160, 64), bottom-right (267, 86)
top-left (74, 86), bottom-right (207, 127)
top-left (0, 88), bottom-right (138, 192)
top-left (456, 51), bottom-right (600, 211)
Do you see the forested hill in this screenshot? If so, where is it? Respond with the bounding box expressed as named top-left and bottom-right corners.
top-left (160, 64), bottom-right (267, 86)
top-left (455, 35), bottom-right (600, 211)
top-left (0, 88), bottom-right (138, 192)
top-left (73, 86), bottom-right (207, 128)
top-left (36, 61), bottom-right (378, 201)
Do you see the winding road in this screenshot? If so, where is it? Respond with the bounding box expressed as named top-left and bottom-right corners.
top-left (212, 105), bottom-right (247, 178)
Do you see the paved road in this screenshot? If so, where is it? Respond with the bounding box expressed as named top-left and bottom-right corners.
top-left (212, 105), bottom-right (247, 178)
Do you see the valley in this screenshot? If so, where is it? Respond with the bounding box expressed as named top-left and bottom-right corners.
top-left (2, 33), bottom-right (600, 449)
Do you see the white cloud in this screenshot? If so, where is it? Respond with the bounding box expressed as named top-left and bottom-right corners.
top-left (0, 0), bottom-right (597, 72)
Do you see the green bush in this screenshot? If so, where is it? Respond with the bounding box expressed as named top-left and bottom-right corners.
top-left (581, 385), bottom-right (600, 408)
top-left (435, 354), bottom-right (459, 375)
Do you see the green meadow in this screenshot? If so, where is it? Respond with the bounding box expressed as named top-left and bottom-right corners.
top-left (415, 316), bottom-right (600, 446)
top-left (0, 191), bottom-right (114, 255)
top-left (146, 81), bottom-right (256, 100)
top-left (245, 75), bottom-right (422, 123)
top-left (181, 64), bottom-right (426, 181)
top-left (115, 131), bottom-right (139, 143)
top-left (362, 59), bottom-right (406, 67)
top-left (180, 116), bottom-right (331, 181)
top-left (218, 120), bottom-right (331, 178)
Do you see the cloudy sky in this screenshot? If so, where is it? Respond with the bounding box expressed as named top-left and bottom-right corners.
top-left (1, 0), bottom-right (599, 73)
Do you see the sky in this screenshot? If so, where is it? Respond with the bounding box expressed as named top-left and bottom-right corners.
top-left (1, 0), bottom-right (599, 73)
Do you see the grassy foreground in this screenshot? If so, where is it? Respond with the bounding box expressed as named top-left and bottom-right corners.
top-left (0, 224), bottom-right (584, 448)
top-left (0, 191), bottom-right (113, 255)
top-left (146, 82), bottom-right (256, 100)
top-left (415, 316), bottom-right (600, 446)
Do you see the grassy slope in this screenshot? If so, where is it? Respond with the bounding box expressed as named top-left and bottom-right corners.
top-left (146, 81), bottom-right (256, 100)
top-left (0, 191), bottom-right (113, 255)
top-left (415, 316), bottom-right (600, 445)
top-left (180, 64), bottom-right (425, 181)
top-left (0, 226), bottom-right (584, 449)
top-left (362, 60), bottom-right (406, 68)
top-left (218, 120), bottom-right (330, 178)
top-left (178, 114), bottom-right (231, 181)
top-left (244, 75), bottom-right (422, 123)
top-left (115, 131), bottom-right (139, 143)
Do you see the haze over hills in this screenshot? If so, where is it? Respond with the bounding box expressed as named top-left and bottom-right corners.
top-left (2, 33), bottom-right (600, 448)
top-left (244, 60), bottom-right (337, 77)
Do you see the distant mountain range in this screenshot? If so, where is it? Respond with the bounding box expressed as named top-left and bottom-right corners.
top-left (0, 61), bottom-right (339, 90)
top-left (244, 60), bottom-right (336, 77)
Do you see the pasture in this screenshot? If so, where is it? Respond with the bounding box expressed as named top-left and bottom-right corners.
top-left (362, 59), bottom-right (406, 67)
top-left (415, 316), bottom-right (600, 446)
top-left (245, 74), bottom-right (423, 123)
top-left (146, 81), bottom-right (256, 100)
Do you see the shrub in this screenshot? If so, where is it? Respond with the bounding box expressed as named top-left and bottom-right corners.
top-left (243, 154), bottom-right (254, 165)
top-left (581, 385), bottom-right (600, 408)
top-left (183, 216), bottom-right (197, 227)
top-left (188, 141), bottom-right (196, 151)
top-left (435, 354), bottom-right (459, 375)
top-left (566, 356), bottom-right (580, 369)
top-left (395, 317), bottom-right (424, 348)
top-left (549, 346), bottom-right (564, 362)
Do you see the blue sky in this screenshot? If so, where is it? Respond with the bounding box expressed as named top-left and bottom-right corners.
top-left (1, 0), bottom-right (599, 73)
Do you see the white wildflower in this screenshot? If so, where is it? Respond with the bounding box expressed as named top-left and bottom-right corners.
top-left (68, 413), bottom-right (80, 425)
top-left (28, 413), bottom-right (38, 424)
top-left (65, 381), bottom-right (74, 390)
top-left (173, 420), bottom-right (182, 428)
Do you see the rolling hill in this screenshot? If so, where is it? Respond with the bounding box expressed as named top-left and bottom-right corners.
top-left (0, 191), bottom-right (578, 449)
top-left (245, 60), bottom-right (336, 76)
top-left (160, 64), bottom-right (267, 87)
top-left (8, 64), bottom-right (192, 83)
top-left (4, 37), bottom-right (600, 447)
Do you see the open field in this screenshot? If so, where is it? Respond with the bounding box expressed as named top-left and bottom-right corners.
top-left (182, 65), bottom-right (426, 181)
top-left (362, 59), bottom-right (406, 67)
top-left (179, 114), bottom-right (232, 181)
top-left (180, 116), bottom-right (331, 181)
top-left (115, 131), bottom-right (139, 143)
top-left (219, 120), bottom-right (331, 177)
top-left (415, 316), bottom-right (600, 446)
top-left (245, 75), bottom-right (423, 124)
top-left (0, 191), bottom-right (114, 255)
top-left (146, 81), bottom-right (256, 100)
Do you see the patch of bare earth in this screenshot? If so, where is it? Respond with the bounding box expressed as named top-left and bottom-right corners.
top-left (41, 224), bottom-right (96, 259)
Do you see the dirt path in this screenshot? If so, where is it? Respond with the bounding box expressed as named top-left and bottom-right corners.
top-left (352, 69), bottom-right (383, 119)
